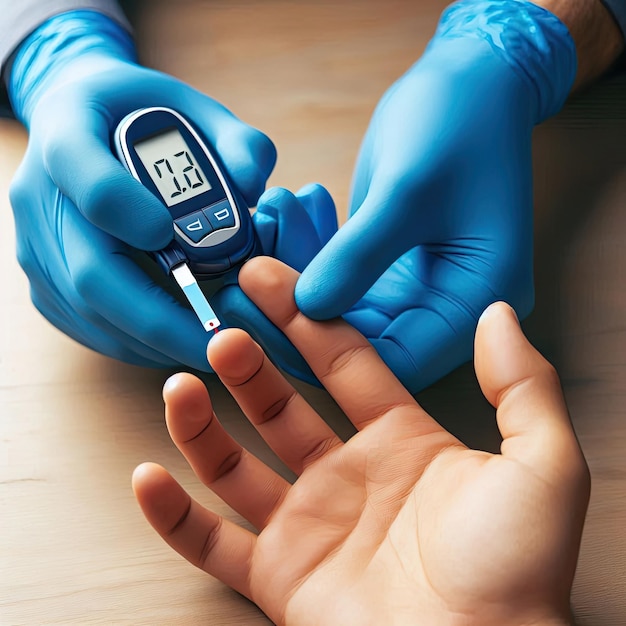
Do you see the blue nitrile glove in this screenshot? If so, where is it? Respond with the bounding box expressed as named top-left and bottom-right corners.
top-left (8, 10), bottom-right (305, 373)
top-left (290, 0), bottom-right (577, 393)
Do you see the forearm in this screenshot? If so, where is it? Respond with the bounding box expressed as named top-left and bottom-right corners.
top-left (8, 11), bottom-right (136, 126)
top-left (531, 0), bottom-right (624, 89)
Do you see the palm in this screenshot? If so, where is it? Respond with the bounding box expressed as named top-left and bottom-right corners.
top-left (133, 258), bottom-right (588, 626)
top-left (251, 414), bottom-right (453, 616)
top-left (254, 426), bottom-right (568, 625)
top-left (344, 249), bottom-right (498, 389)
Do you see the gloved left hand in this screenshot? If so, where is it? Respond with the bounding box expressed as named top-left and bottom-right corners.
top-left (8, 10), bottom-right (314, 377)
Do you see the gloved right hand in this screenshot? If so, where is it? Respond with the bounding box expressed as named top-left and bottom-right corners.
top-left (8, 10), bottom-right (278, 370)
top-left (292, 0), bottom-right (577, 393)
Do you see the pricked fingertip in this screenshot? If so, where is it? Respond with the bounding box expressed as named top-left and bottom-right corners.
top-left (207, 327), bottom-right (265, 385)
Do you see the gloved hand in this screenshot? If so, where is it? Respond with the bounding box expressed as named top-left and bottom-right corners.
top-left (289, 0), bottom-right (577, 393)
top-left (8, 10), bottom-right (308, 374)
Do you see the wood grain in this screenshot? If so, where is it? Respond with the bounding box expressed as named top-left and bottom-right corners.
top-left (1, 1), bottom-right (625, 624)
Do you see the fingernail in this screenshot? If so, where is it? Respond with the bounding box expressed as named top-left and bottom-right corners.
top-left (478, 301), bottom-right (519, 326)
top-left (162, 374), bottom-right (180, 398)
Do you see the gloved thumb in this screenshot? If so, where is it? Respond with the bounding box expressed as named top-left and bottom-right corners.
top-left (295, 187), bottom-right (417, 319)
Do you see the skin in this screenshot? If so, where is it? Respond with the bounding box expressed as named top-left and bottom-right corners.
top-left (133, 257), bottom-right (590, 626)
top-left (533, 0), bottom-right (624, 89)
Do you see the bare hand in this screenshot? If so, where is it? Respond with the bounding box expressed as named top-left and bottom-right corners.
top-left (133, 257), bottom-right (589, 626)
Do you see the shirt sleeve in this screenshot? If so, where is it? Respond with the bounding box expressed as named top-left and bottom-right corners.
top-left (0, 0), bottom-right (132, 118)
top-left (601, 0), bottom-right (626, 40)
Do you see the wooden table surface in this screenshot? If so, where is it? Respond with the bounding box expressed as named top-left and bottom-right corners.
top-left (1, 1), bottom-right (625, 624)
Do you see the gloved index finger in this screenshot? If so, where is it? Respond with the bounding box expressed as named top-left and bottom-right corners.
top-left (295, 186), bottom-right (419, 320)
top-left (42, 106), bottom-right (173, 251)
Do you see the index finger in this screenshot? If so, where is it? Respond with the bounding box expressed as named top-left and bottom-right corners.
top-left (238, 257), bottom-right (438, 434)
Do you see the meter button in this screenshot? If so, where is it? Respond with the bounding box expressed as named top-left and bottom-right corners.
top-left (175, 211), bottom-right (213, 243)
top-left (203, 200), bottom-right (236, 230)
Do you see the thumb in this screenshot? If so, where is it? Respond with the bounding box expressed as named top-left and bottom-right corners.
top-left (474, 302), bottom-right (588, 484)
top-left (295, 186), bottom-right (417, 320)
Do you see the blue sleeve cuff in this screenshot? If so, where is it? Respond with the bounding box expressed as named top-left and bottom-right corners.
top-left (0, 0), bottom-right (130, 70)
top-left (0, 0), bottom-right (131, 119)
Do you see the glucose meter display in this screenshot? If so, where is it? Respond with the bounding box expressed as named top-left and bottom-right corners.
top-left (134, 128), bottom-right (211, 207)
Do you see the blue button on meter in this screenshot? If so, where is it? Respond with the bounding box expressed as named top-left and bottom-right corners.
top-left (114, 106), bottom-right (258, 278)
top-left (204, 199), bottom-right (236, 230)
top-left (175, 211), bottom-right (213, 243)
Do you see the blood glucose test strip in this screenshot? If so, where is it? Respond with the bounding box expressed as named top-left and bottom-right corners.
top-left (171, 263), bottom-right (220, 331)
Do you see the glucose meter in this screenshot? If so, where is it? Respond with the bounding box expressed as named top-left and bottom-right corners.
top-left (114, 107), bottom-right (259, 330)
top-left (114, 106), bottom-right (258, 277)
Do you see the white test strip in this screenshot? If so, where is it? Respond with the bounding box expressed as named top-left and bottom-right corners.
top-left (171, 263), bottom-right (221, 332)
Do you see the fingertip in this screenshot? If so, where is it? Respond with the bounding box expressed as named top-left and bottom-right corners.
top-left (294, 186), bottom-right (417, 318)
top-left (256, 187), bottom-right (322, 271)
top-left (251, 209), bottom-right (278, 255)
top-left (207, 327), bottom-right (265, 386)
top-left (162, 373), bottom-right (182, 399)
top-left (257, 185), bottom-right (295, 210)
top-left (295, 182), bottom-right (334, 213)
top-left (474, 301), bottom-right (553, 408)
top-left (296, 182), bottom-right (327, 196)
top-left (295, 182), bottom-right (338, 247)
top-left (163, 374), bottom-right (214, 444)
top-left (207, 325), bottom-right (247, 342)
top-left (477, 301), bottom-right (519, 328)
top-left (294, 264), bottom-right (345, 320)
top-left (238, 253), bottom-right (273, 281)
top-left (475, 301), bottom-right (523, 350)
top-left (133, 460), bottom-right (162, 480)
top-left (132, 463), bottom-right (191, 533)
top-left (294, 228), bottom-right (374, 319)
top-left (98, 184), bottom-right (173, 250)
top-left (244, 127), bottom-right (277, 183)
top-left (206, 326), bottom-right (249, 363)
top-left (239, 256), bottom-right (299, 303)
top-left (162, 372), bottom-right (200, 403)
top-left (132, 462), bottom-right (169, 498)
top-left (48, 129), bottom-right (173, 249)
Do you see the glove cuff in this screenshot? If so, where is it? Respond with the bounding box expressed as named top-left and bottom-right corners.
top-left (9, 10), bottom-right (136, 126)
top-left (431, 0), bottom-right (577, 123)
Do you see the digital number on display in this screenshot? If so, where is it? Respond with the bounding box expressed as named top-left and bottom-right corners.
top-left (134, 128), bottom-right (212, 207)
